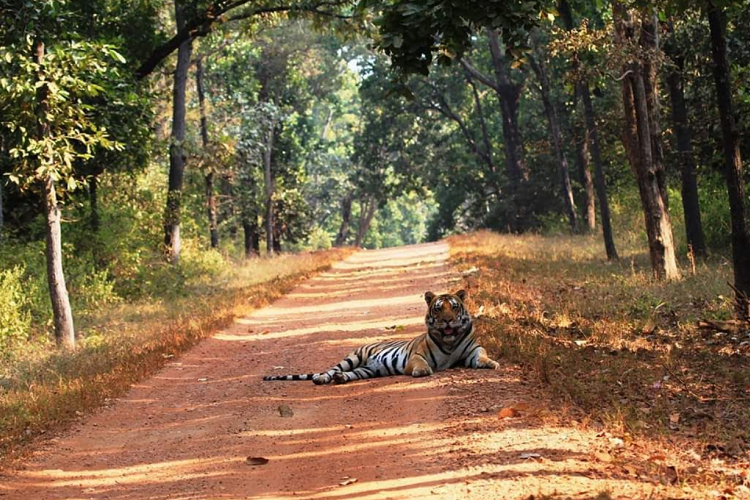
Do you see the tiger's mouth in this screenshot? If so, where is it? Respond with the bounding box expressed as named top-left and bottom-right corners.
top-left (442, 326), bottom-right (455, 337)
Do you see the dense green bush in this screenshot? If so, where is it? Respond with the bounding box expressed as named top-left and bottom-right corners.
top-left (0, 266), bottom-right (33, 348)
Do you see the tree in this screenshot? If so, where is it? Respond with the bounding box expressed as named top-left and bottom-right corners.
top-left (195, 57), bottom-right (220, 248)
top-left (613, 3), bottom-right (679, 279)
top-left (0, 2), bottom-right (125, 346)
top-left (528, 30), bottom-right (579, 232)
top-left (460, 30), bottom-right (530, 231)
top-left (557, 0), bottom-right (618, 258)
top-left (163, 0), bottom-right (194, 264)
top-left (706, 0), bottom-right (750, 317)
top-left (664, 21), bottom-right (706, 258)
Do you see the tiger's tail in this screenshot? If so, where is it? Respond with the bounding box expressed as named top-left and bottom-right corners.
top-left (262, 373), bottom-right (317, 382)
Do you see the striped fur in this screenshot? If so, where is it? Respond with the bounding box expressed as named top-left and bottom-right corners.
top-left (263, 290), bottom-right (499, 385)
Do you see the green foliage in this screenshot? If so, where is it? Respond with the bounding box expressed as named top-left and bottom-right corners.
top-left (0, 266), bottom-right (33, 347)
top-left (0, 39), bottom-right (123, 191)
top-left (371, 0), bottom-right (549, 77)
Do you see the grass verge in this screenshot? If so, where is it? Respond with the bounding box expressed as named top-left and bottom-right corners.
top-left (449, 231), bottom-right (749, 490)
top-left (0, 248), bottom-right (352, 466)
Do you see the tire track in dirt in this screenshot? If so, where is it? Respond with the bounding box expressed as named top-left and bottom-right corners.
top-left (1, 243), bottom-right (684, 499)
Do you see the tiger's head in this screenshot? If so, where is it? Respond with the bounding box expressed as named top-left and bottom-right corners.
top-left (424, 290), bottom-right (472, 346)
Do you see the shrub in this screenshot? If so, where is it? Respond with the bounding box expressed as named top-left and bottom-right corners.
top-left (0, 266), bottom-right (32, 348)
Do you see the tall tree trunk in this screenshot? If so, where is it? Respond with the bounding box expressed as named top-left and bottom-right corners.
top-left (560, 0), bottom-right (615, 253)
top-left (573, 123), bottom-right (596, 232)
top-left (164, 0), bottom-right (193, 264)
top-left (0, 175), bottom-right (4, 239)
top-left (529, 53), bottom-right (578, 232)
top-left (462, 30), bottom-right (528, 230)
top-left (263, 125), bottom-right (275, 256)
top-left (641, 13), bottom-right (668, 207)
top-left (195, 58), bottom-right (219, 249)
top-left (89, 174), bottom-right (99, 233)
top-left (335, 192), bottom-right (352, 247)
top-left (272, 226), bottom-right (282, 253)
top-left (615, 4), bottom-right (679, 280)
top-left (242, 219), bottom-right (259, 258)
top-left (707, 2), bottom-right (750, 318)
top-left (487, 30), bottom-right (528, 230)
top-left (354, 197), bottom-right (376, 247)
top-left (36, 40), bottom-right (75, 348)
top-left (580, 83), bottom-right (618, 259)
top-left (665, 45), bottom-right (706, 258)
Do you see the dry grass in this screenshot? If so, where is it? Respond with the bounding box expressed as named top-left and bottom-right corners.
top-left (0, 248), bottom-right (352, 465)
top-left (449, 231), bottom-right (749, 491)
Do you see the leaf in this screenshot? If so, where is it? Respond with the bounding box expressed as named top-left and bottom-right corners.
top-left (594, 451), bottom-right (613, 462)
top-left (498, 407), bottom-right (520, 418)
top-left (519, 452), bottom-right (541, 459)
top-left (245, 456), bottom-right (269, 466)
top-left (669, 412), bottom-right (680, 425)
top-left (339, 477), bottom-right (358, 486)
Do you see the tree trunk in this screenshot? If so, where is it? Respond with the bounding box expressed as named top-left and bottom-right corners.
top-left (707, 1), bottom-right (750, 318)
top-left (665, 48), bottom-right (706, 258)
top-left (335, 192), bottom-right (352, 247)
top-left (615, 4), bottom-right (679, 280)
top-left (640, 13), bottom-right (668, 207)
top-left (195, 58), bottom-right (219, 249)
top-left (272, 227), bottom-right (282, 253)
top-left (529, 53), bottom-right (578, 232)
top-left (242, 219), bottom-right (259, 258)
top-left (164, 0), bottom-right (193, 264)
top-left (0, 174), bottom-right (4, 239)
top-left (573, 123), bottom-right (596, 232)
top-left (263, 125), bottom-right (275, 256)
top-left (89, 174), bottom-right (99, 233)
top-left (354, 197), bottom-right (376, 247)
top-left (487, 30), bottom-right (528, 230)
top-left (580, 82), bottom-right (618, 259)
top-left (36, 40), bottom-right (75, 348)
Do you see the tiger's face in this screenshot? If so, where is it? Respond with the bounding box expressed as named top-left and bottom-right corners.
top-left (424, 290), bottom-right (471, 346)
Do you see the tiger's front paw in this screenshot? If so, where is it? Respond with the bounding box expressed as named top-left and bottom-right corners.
top-left (313, 374), bottom-right (331, 385)
top-left (332, 372), bottom-right (349, 384)
top-left (411, 366), bottom-right (434, 378)
top-left (477, 358), bottom-right (500, 370)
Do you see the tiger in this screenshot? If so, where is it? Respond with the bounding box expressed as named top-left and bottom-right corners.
top-left (263, 289), bottom-right (500, 385)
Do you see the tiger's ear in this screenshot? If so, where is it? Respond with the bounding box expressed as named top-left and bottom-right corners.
top-left (424, 291), bottom-right (435, 305)
top-left (455, 289), bottom-right (467, 302)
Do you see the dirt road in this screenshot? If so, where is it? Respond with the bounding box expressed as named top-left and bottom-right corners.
top-left (1, 243), bottom-right (680, 499)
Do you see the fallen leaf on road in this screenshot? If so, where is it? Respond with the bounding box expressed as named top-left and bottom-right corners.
top-left (595, 451), bottom-right (613, 462)
top-left (649, 452), bottom-right (667, 462)
top-left (339, 478), bottom-right (358, 486)
top-left (197, 378), bottom-right (208, 382)
top-left (498, 407), bottom-right (520, 419)
top-left (669, 412), bottom-right (680, 425)
top-left (513, 402), bottom-right (531, 411)
top-left (519, 452), bottom-right (541, 459)
top-left (623, 464), bottom-right (639, 476)
top-left (245, 457), bottom-right (269, 466)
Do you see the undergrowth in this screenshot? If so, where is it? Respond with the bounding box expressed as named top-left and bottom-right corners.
top-left (449, 231), bottom-right (749, 461)
top-left (0, 247), bottom-right (351, 465)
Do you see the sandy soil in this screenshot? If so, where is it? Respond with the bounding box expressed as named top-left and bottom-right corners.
top-left (0, 243), bottom-right (685, 499)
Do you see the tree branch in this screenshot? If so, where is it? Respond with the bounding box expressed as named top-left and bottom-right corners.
top-left (459, 59), bottom-right (499, 92)
top-left (135, 0), bottom-right (352, 80)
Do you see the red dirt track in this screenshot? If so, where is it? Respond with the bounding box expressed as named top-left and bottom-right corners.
top-left (1, 243), bottom-right (682, 499)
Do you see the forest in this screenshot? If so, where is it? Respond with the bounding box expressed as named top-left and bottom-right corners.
top-left (1, 0), bottom-right (749, 496)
